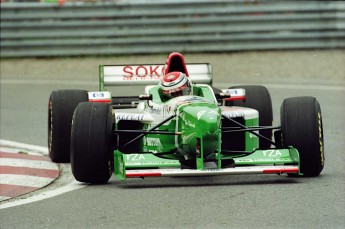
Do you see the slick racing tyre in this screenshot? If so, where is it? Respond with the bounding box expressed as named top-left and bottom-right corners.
top-left (71, 102), bottom-right (114, 184)
top-left (281, 97), bottom-right (324, 177)
top-left (226, 85), bottom-right (273, 149)
top-left (48, 90), bottom-right (88, 163)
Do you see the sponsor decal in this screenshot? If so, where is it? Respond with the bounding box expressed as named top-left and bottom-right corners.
top-left (119, 159), bottom-right (124, 175)
top-left (208, 110), bottom-right (219, 118)
top-left (197, 110), bottom-right (207, 120)
top-left (163, 105), bottom-right (173, 115)
top-left (182, 133), bottom-right (195, 144)
top-left (222, 111), bottom-right (245, 119)
top-left (236, 158), bottom-right (292, 163)
top-left (146, 137), bottom-right (162, 147)
top-left (184, 120), bottom-right (196, 128)
top-left (92, 92), bottom-right (105, 98)
top-left (318, 112), bottom-right (324, 166)
top-left (222, 89), bottom-right (245, 96)
top-left (262, 150), bottom-right (282, 157)
top-left (88, 91), bottom-right (111, 102)
top-left (256, 158), bottom-right (291, 162)
top-left (116, 114), bottom-right (144, 121)
top-left (122, 65), bottom-right (165, 80)
top-left (126, 154), bottom-right (146, 161)
top-left (148, 106), bottom-right (162, 115)
top-left (222, 89), bottom-right (246, 101)
top-left (196, 110), bottom-right (219, 120)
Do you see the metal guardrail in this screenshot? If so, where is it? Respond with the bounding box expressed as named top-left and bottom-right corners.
top-left (1, 0), bottom-right (345, 57)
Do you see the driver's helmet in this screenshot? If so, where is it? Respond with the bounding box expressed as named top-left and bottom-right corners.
top-left (160, 71), bottom-right (192, 98)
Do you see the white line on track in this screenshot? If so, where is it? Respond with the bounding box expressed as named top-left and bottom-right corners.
top-left (0, 181), bottom-right (85, 209)
top-left (0, 139), bottom-right (86, 210)
top-left (0, 196), bottom-right (11, 202)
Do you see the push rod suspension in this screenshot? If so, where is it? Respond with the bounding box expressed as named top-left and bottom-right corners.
top-left (222, 126), bottom-right (281, 133)
top-left (114, 130), bottom-right (180, 135)
top-left (222, 115), bottom-right (278, 147)
top-left (120, 115), bottom-right (176, 150)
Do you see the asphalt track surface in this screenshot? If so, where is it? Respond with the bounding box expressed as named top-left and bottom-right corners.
top-left (1, 50), bottom-right (345, 229)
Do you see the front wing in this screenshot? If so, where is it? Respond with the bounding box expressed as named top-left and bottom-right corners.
top-left (124, 166), bottom-right (299, 178)
top-left (115, 148), bottom-right (300, 181)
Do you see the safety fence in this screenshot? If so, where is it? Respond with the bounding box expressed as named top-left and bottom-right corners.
top-left (1, 0), bottom-right (344, 57)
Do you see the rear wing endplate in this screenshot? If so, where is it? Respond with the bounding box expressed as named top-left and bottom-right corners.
top-left (99, 64), bottom-right (212, 91)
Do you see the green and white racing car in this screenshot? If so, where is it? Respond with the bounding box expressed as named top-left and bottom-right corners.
top-left (48, 52), bottom-right (325, 184)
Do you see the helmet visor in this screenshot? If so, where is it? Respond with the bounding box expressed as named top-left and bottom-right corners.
top-left (169, 83), bottom-right (191, 97)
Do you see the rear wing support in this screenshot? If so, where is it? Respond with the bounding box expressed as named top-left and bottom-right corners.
top-left (99, 64), bottom-right (213, 91)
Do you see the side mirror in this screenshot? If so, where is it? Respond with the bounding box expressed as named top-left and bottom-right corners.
top-left (215, 93), bottom-right (231, 100)
top-left (222, 89), bottom-right (246, 101)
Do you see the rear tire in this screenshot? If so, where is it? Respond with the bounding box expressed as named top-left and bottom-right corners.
top-left (226, 85), bottom-right (273, 149)
top-left (281, 97), bottom-right (324, 177)
top-left (71, 102), bottom-right (114, 184)
top-left (48, 90), bottom-right (88, 162)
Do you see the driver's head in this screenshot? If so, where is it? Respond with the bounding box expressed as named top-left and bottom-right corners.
top-left (160, 71), bottom-right (192, 98)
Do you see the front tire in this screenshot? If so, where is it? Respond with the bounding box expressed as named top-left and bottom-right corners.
top-left (71, 102), bottom-right (114, 184)
top-left (281, 96), bottom-right (324, 177)
top-left (48, 90), bottom-right (88, 162)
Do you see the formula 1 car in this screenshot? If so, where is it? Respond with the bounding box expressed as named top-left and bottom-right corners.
top-left (48, 52), bottom-right (325, 184)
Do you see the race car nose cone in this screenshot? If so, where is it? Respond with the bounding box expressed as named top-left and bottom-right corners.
top-left (179, 104), bottom-right (221, 132)
top-left (197, 110), bottom-right (219, 134)
top-left (177, 103), bottom-right (221, 157)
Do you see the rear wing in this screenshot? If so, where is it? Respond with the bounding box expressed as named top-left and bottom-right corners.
top-left (99, 64), bottom-right (212, 91)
